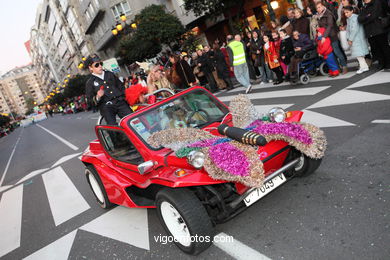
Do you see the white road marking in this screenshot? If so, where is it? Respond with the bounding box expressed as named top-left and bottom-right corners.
top-left (24, 230), bottom-right (77, 260)
top-left (213, 232), bottom-right (272, 260)
top-left (307, 89), bottom-right (390, 109)
top-left (371, 119), bottom-right (390, 124)
top-left (80, 206), bottom-right (150, 250)
top-left (51, 152), bottom-right (82, 168)
top-left (0, 136), bottom-right (21, 186)
top-left (255, 104), bottom-right (295, 114)
top-left (301, 110), bottom-right (355, 128)
top-left (0, 185), bottom-right (12, 193)
top-left (36, 124), bottom-right (79, 151)
top-left (0, 185), bottom-right (24, 257)
top-left (42, 167), bottom-right (90, 226)
top-left (347, 71), bottom-right (390, 89)
top-left (218, 86), bottom-right (330, 102)
top-left (309, 71), bottom-right (356, 82)
top-left (16, 168), bottom-right (49, 185)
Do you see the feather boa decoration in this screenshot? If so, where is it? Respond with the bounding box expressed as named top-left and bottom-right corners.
top-left (148, 95), bottom-right (326, 187)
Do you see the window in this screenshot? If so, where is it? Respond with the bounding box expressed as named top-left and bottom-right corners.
top-left (67, 9), bottom-right (83, 45)
top-left (129, 89), bottom-right (228, 149)
top-left (111, 1), bottom-right (131, 21)
top-left (99, 129), bottom-right (143, 164)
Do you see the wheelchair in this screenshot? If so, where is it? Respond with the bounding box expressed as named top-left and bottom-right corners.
top-left (293, 49), bottom-right (328, 85)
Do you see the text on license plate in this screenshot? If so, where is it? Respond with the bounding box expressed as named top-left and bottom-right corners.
top-left (244, 173), bottom-right (286, 206)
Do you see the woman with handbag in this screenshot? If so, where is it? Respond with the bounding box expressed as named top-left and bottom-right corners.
top-left (213, 43), bottom-right (234, 90)
top-left (168, 54), bottom-right (197, 89)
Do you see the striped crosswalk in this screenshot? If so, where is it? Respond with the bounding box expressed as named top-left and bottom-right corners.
top-left (0, 185), bottom-right (23, 258)
top-left (0, 69), bottom-right (389, 259)
top-left (42, 166), bottom-right (90, 226)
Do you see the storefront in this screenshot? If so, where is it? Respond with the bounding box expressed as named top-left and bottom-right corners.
top-left (188, 0), bottom-right (296, 46)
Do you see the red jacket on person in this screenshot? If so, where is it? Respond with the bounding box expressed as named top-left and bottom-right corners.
top-left (316, 27), bottom-right (333, 59)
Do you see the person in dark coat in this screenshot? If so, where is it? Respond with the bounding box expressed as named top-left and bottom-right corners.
top-left (212, 43), bottom-right (234, 90)
top-left (279, 29), bottom-right (295, 66)
top-left (85, 54), bottom-right (132, 125)
top-left (358, 0), bottom-right (390, 69)
top-left (249, 30), bottom-right (273, 83)
top-left (289, 31), bottom-right (314, 80)
top-left (196, 48), bottom-right (218, 92)
top-left (169, 54), bottom-right (196, 89)
top-left (244, 31), bottom-right (258, 81)
top-left (316, 1), bottom-right (348, 74)
top-left (292, 8), bottom-right (311, 35)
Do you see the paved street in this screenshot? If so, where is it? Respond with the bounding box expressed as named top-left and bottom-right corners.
top-left (0, 69), bottom-right (389, 260)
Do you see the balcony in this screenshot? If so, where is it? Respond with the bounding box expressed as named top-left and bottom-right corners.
top-left (85, 9), bottom-right (105, 35)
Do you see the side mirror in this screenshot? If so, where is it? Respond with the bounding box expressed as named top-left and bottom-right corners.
top-left (138, 161), bottom-right (155, 175)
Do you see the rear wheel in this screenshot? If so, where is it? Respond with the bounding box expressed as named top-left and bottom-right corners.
top-left (319, 62), bottom-right (328, 76)
top-left (85, 166), bottom-right (114, 209)
top-left (156, 188), bottom-right (214, 255)
top-left (292, 154), bottom-right (322, 177)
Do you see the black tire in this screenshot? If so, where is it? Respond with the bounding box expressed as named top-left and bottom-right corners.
top-left (319, 62), bottom-right (328, 76)
top-left (85, 165), bottom-right (114, 209)
top-left (156, 188), bottom-right (214, 255)
top-left (300, 73), bottom-right (310, 85)
top-left (292, 154), bottom-right (322, 177)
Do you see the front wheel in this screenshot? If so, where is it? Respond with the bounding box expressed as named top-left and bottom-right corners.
top-left (156, 188), bottom-right (214, 255)
top-left (300, 73), bottom-right (310, 85)
top-left (291, 154), bottom-right (322, 177)
top-left (85, 166), bottom-right (114, 209)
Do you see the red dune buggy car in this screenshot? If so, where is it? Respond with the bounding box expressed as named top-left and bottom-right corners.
top-left (81, 86), bottom-right (324, 255)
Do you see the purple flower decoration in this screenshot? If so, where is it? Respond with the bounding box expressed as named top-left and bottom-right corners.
top-left (209, 143), bottom-right (250, 176)
top-left (250, 120), bottom-right (312, 144)
top-left (189, 138), bottom-right (220, 148)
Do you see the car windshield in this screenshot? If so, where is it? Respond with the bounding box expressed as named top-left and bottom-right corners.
top-left (128, 89), bottom-right (228, 149)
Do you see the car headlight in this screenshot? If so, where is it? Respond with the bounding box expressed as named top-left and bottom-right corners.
top-left (187, 151), bottom-right (205, 169)
top-left (268, 107), bottom-right (286, 123)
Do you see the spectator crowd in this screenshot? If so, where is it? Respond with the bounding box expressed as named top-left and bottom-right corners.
top-left (123, 0), bottom-right (389, 95)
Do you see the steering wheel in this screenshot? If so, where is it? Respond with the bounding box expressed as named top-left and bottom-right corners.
top-left (187, 109), bottom-right (210, 126)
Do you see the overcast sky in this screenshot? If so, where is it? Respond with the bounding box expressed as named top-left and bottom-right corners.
top-left (0, 0), bottom-right (42, 75)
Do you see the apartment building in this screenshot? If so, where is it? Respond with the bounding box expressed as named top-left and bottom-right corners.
top-left (0, 65), bottom-right (45, 115)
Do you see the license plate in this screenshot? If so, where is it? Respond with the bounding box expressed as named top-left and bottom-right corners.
top-left (244, 173), bottom-right (286, 206)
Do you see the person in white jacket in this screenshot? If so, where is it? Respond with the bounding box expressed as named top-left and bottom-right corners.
top-left (344, 6), bottom-right (370, 74)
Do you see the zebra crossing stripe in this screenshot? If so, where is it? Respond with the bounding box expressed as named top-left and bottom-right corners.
top-left (301, 110), bottom-right (355, 128)
top-left (0, 185), bottom-right (24, 258)
top-left (42, 167), bottom-right (90, 226)
top-left (306, 89), bottom-right (390, 109)
top-left (80, 206), bottom-right (150, 250)
top-left (347, 70), bottom-right (390, 89)
top-left (218, 86), bottom-right (330, 102)
top-left (23, 230), bottom-right (77, 260)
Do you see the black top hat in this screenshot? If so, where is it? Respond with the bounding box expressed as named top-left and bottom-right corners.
top-left (85, 54), bottom-right (101, 67)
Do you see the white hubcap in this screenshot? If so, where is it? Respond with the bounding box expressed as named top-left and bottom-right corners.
top-left (87, 171), bottom-right (105, 204)
top-left (160, 201), bottom-right (191, 247)
top-left (294, 154), bottom-right (305, 171)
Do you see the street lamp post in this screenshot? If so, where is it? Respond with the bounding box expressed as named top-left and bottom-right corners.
top-left (111, 14), bottom-right (137, 36)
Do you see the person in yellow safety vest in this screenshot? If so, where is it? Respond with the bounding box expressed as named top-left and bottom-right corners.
top-left (227, 34), bottom-right (252, 94)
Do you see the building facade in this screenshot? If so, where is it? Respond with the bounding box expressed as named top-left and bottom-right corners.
top-left (0, 65), bottom-right (45, 115)
top-left (29, 0), bottom-right (93, 93)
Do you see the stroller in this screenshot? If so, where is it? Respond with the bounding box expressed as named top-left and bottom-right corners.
top-left (293, 49), bottom-right (328, 85)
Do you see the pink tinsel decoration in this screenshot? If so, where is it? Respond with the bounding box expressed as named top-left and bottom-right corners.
top-left (209, 143), bottom-right (250, 176)
top-left (249, 120), bottom-right (312, 144)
